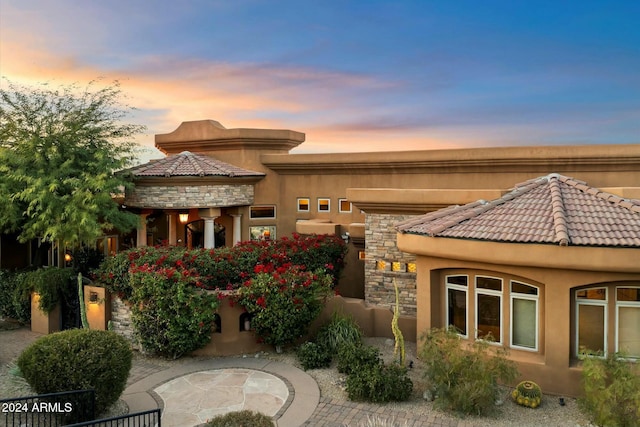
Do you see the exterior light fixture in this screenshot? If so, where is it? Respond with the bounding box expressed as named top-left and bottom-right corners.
top-left (64, 253), bottom-right (73, 262)
top-left (178, 212), bottom-right (189, 223)
top-left (89, 291), bottom-right (99, 304)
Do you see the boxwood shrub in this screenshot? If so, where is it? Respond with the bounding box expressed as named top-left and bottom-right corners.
top-left (17, 329), bottom-right (132, 414)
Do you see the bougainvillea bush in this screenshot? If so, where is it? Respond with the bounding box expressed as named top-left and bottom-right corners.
top-left (95, 233), bottom-right (345, 299)
top-left (234, 263), bottom-right (333, 348)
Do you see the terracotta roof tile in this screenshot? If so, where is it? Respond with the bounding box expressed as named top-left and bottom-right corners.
top-left (397, 174), bottom-right (640, 247)
top-left (126, 151), bottom-right (265, 178)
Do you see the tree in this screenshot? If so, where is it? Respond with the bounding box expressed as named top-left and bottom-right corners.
top-left (0, 79), bottom-right (145, 247)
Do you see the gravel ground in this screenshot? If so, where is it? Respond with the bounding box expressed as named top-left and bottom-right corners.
top-left (266, 337), bottom-right (593, 427)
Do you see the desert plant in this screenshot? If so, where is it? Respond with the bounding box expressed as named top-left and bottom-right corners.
top-left (316, 311), bottom-right (363, 354)
top-left (336, 343), bottom-right (381, 375)
top-left (391, 279), bottom-right (405, 365)
top-left (511, 380), bottom-right (542, 408)
top-left (297, 341), bottom-right (332, 370)
top-left (419, 327), bottom-right (518, 416)
top-left (579, 351), bottom-right (640, 427)
top-left (205, 410), bottom-right (274, 427)
top-left (17, 329), bottom-right (132, 414)
top-left (346, 361), bottom-right (413, 403)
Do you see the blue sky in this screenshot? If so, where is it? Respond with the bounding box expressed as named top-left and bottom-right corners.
top-left (1, 0), bottom-right (639, 160)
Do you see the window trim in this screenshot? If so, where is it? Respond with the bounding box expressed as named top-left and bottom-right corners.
top-left (338, 198), bottom-right (352, 213)
top-left (475, 275), bottom-right (503, 344)
top-left (445, 274), bottom-right (469, 339)
top-left (317, 198), bottom-right (331, 212)
top-left (297, 197), bottom-right (310, 213)
top-left (575, 287), bottom-right (608, 357)
top-left (510, 281), bottom-right (539, 352)
top-left (615, 286), bottom-right (640, 358)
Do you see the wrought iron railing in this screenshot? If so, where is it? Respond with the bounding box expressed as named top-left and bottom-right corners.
top-left (64, 408), bottom-right (161, 427)
top-left (1, 389), bottom-right (95, 426)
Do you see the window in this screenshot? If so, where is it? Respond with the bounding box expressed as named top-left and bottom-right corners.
top-left (250, 205), bottom-right (276, 219)
top-left (511, 281), bottom-right (539, 350)
top-left (617, 287), bottom-right (640, 357)
top-left (339, 199), bottom-right (352, 213)
top-left (318, 198), bottom-right (330, 212)
top-left (576, 288), bottom-right (607, 355)
top-left (476, 276), bottom-right (503, 343)
top-left (249, 226), bottom-right (276, 241)
top-left (297, 198), bottom-right (310, 212)
top-left (446, 275), bottom-right (468, 337)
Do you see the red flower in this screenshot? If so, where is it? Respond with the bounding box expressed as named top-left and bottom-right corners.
top-left (257, 296), bottom-right (266, 308)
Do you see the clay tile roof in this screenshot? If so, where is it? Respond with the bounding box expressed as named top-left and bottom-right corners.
top-left (397, 173), bottom-right (640, 247)
top-left (126, 151), bottom-right (265, 178)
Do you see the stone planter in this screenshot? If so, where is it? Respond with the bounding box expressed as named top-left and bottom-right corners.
top-left (30, 292), bottom-right (61, 334)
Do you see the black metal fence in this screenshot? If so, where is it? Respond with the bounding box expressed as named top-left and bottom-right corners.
top-left (64, 408), bottom-right (161, 427)
top-left (1, 389), bottom-right (95, 426)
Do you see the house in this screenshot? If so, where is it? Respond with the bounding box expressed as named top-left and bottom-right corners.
top-left (396, 174), bottom-right (640, 396)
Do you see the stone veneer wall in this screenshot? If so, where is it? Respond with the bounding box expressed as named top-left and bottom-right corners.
top-left (364, 213), bottom-right (417, 316)
top-left (126, 184), bottom-right (255, 208)
top-left (110, 296), bottom-right (139, 349)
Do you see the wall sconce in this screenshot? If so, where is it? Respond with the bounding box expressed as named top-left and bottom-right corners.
top-left (64, 253), bottom-right (73, 262)
top-left (89, 291), bottom-right (99, 304)
top-left (178, 212), bottom-right (189, 223)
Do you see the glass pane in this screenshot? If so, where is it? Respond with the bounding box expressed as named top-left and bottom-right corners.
top-left (297, 199), bottom-right (309, 211)
top-left (318, 199), bottom-right (330, 211)
top-left (618, 306), bottom-right (640, 357)
top-left (477, 293), bottom-right (501, 342)
top-left (250, 206), bottom-right (276, 219)
top-left (617, 288), bottom-right (640, 302)
top-left (512, 298), bottom-right (536, 348)
top-left (339, 199), bottom-right (352, 212)
top-left (447, 275), bottom-right (467, 287)
top-left (477, 277), bottom-right (502, 291)
top-left (576, 288), bottom-right (606, 300)
top-left (512, 281), bottom-right (537, 295)
top-left (578, 304), bottom-right (605, 354)
top-left (447, 288), bottom-right (467, 335)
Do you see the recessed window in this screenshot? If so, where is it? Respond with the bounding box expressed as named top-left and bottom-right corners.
top-left (249, 226), bottom-right (276, 241)
top-left (476, 276), bottom-right (503, 343)
top-left (511, 281), bottom-right (539, 350)
top-left (339, 199), bottom-right (352, 213)
top-left (297, 198), bottom-right (310, 212)
top-left (318, 198), bottom-right (330, 212)
top-left (250, 205), bottom-right (276, 219)
top-left (446, 275), bottom-right (468, 337)
top-left (576, 287), bottom-right (607, 355)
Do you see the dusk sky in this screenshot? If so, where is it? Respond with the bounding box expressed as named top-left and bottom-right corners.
top-left (1, 1), bottom-right (639, 162)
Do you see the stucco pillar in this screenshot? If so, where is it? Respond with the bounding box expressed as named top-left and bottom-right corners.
top-left (167, 213), bottom-right (177, 245)
top-left (203, 217), bottom-right (216, 249)
top-left (136, 213), bottom-right (150, 247)
top-left (231, 214), bottom-right (242, 246)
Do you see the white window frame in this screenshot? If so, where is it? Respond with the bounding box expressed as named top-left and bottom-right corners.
top-left (575, 287), bottom-right (608, 357)
top-left (510, 281), bottom-right (539, 352)
top-left (615, 286), bottom-right (640, 359)
top-left (445, 275), bottom-right (469, 338)
top-left (317, 198), bottom-right (331, 212)
top-left (297, 198), bottom-right (310, 212)
top-left (475, 275), bottom-right (503, 344)
top-left (338, 198), bottom-right (352, 213)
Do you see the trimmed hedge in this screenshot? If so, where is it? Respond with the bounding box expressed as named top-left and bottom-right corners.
top-left (17, 329), bottom-right (132, 414)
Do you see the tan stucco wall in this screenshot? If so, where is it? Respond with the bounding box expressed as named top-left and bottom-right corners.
top-left (397, 235), bottom-right (640, 397)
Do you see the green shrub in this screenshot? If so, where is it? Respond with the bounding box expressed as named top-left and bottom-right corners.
top-left (337, 343), bottom-right (381, 375)
top-left (316, 312), bottom-right (363, 354)
top-left (17, 329), bottom-right (132, 414)
top-left (205, 410), bottom-right (274, 427)
top-left (297, 341), bottom-right (332, 370)
top-left (129, 265), bottom-right (220, 359)
top-left (579, 352), bottom-right (640, 427)
top-left (511, 380), bottom-right (542, 408)
top-left (419, 327), bottom-right (518, 416)
top-left (0, 269), bottom-right (30, 322)
top-left (346, 362), bottom-right (413, 403)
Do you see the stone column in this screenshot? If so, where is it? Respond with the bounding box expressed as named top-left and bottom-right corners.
top-left (136, 212), bottom-right (150, 247)
top-left (231, 214), bottom-right (242, 246)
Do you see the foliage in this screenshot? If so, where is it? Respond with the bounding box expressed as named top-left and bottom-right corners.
top-left (205, 410), bottom-right (274, 427)
top-left (71, 246), bottom-right (105, 276)
top-left (297, 341), bottom-right (333, 370)
top-left (511, 380), bottom-right (542, 408)
top-left (579, 352), bottom-right (640, 427)
top-left (17, 329), bottom-right (132, 414)
top-left (391, 279), bottom-right (405, 365)
top-left (315, 311), bottom-right (363, 354)
top-left (93, 233), bottom-right (346, 299)
top-left (345, 361), bottom-right (413, 403)
top-left (0, 79), bottom-right (144, 247)
top-left (234, 264), bottom-right (333, 348)
top-left (419, 327), bottom-right (518, 416)
top-left (13, 267), bottom-right (74, 314)
top-left (0, 269), bottom-right (30, 322)
top-left (129, 263), bottom-right (220, 359)
top-left (347, 415), bottom-right (408, 427)
top-left (337, 343), bottom-right (381, 375)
